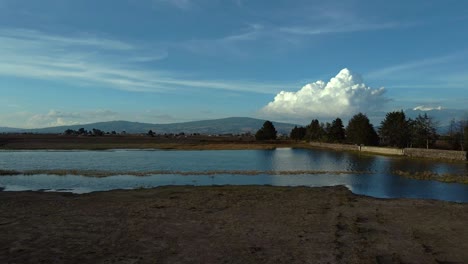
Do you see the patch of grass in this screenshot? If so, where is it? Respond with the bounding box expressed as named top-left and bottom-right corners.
top-left (0, 170), bottom-right (21, 176)
top-left (394, 170), bottom-right (468, 184)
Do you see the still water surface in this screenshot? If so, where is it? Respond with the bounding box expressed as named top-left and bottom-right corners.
top-left (0, 148), bottom-right (467, 202)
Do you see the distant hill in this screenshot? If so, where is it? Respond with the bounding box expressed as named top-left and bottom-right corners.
top-left (0, 117), bottom-right (298, 135)
top-left (0, 127), bottom-right (24, 133)
top-left (3, 110), bottom-right (465, 135)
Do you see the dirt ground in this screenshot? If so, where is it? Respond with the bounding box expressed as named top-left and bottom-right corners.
top-left (0, 186), bottom-right (467, 264)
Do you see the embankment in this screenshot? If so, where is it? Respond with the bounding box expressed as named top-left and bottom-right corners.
top-left (309, 142), bottom-right (467, 161)
top-left (307, 142), bottom-right (359, 152)
top-left (360, 146), bottom-right (404, 156)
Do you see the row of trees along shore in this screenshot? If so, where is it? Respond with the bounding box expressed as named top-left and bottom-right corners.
top-left (256, 111), bottom-right (468, 150)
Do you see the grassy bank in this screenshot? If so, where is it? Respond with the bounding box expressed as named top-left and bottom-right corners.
top-left (2, 134), bottom-right (467, 184)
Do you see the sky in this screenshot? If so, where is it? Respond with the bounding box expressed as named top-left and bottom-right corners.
top-left (0, 0), bottom-right (467, 128)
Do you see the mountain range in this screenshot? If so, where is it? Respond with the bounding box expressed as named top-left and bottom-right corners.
top-left (0, 117), bottom-right (298, 135)
top-left (1, 108), bottom-right (466, 135)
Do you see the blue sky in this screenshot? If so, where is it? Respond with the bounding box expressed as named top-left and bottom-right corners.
top-left (0, 0), bottom-right (467, 128)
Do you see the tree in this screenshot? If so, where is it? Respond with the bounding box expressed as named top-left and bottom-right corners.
top-left (78, 128), bottom-right (87, 135)
top-left (447, 119), bottom-right (467, 150)
top-left (147, 130), bottom-right (155, 137)
top-left (346, 113), bottom-right (379, 145)
top-left (328, 118), bottom-right (346, 143)
top-left (290, 126), bottom-right (306, 140)
top-left (305, 119), bottom-right (324, 141)
top-left (464, 125), bottom-right (468, 151)
top-left (64, 129), bottom-right (76, 135)
top-left (321, 122), bottom-right (332, 142)
top-left (410, 113), bottom-right (438, 149)
top-left (447, 118), bottom-right (459, 149)
top-left (255, 121), bottom-right (277, 140)
top-left (379, 111), bottom-right (410, 148)
top-left (92, 128), bottom-right (104, 136)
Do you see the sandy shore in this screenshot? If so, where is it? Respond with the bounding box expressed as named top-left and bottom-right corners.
top-left (0, 186), bottom-right (466, 264)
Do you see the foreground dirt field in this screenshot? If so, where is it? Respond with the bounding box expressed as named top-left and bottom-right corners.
top-left (0, 186), bottom-right (467, 264)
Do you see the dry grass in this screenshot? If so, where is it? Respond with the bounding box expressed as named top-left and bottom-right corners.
top-left (394, 170), bottom-right (468, 184)
top-left (0, 134), bottom-right (301, 150)
top-left (0, 170), bottom-right (21, 176)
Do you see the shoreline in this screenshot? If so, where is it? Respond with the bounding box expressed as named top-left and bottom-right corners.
top-left (1, 185), bottom-right (466, 263)
top-left (1, 135), bottom-right (467, 184)
top-left (0, 134), bottom-right (465, 159)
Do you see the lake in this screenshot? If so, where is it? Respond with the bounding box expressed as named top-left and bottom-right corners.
top-left (0, 148), bottom-right (467, 202)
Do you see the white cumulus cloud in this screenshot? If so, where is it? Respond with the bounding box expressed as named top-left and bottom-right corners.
top-left (260, 68), bottom-right (387, 119)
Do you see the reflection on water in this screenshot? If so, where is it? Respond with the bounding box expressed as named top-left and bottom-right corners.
top-left (0, 148), bottom-right (467, 202)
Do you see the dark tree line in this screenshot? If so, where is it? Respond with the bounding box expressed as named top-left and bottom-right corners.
top-left (283, 111), bottom-right (453, 149)
top-left (290, 126), bottom-right (306, 141)
top-left (446, 118), bottom-right (468, 150)
top-left (290, 118), bottom-right (347, 143)
top-left (289, 114), bottom-right (378, 145)
top-left (63, 127), bottom-right (121, 136)
top-left (63, 128), bottom-right (150, 136)
top-left (64, 128), bottom-right (109, 136)
top-left (410, 113), bottom-right (438, 149)
top-left (379, 111), bottom-right (438, 149)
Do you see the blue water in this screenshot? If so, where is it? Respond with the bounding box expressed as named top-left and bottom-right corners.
top-left (0, 148), bottom-right (467, 202)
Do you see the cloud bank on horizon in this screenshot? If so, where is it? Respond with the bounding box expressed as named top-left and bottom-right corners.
top-left (413, 106), bottom-right (443, 111)
top-left (261, 68), bottom-right (387, 119)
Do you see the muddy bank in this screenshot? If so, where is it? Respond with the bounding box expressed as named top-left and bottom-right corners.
top-left (0, 169), bottom-right (373, 177)
top-left (0, 186), bottom-right (467, 264)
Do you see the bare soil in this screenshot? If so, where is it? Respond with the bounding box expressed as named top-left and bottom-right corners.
top-left (0, 186), bottom-right (466, 264)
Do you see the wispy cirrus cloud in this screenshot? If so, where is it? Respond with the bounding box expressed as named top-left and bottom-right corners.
top-left (0, 27), bottom-right (291, 94)
top-left (366, 52), bottom-right (468, 79)
top-left (279, 22), bottom-right (398, 35)
top-left (153, 0), bottom-right (192, 10)
top-left (0, 28), bottom-right (134, 50)
top-left (176, 14), bottom-right (409, 57)
top-left (129, 52), bottom-right (169, 62)
top-left (365, 51), bottom-right (468, 92)
top-left (275, 5), bottom-right (417, 37)
top-left (152, 0), bottom-right (245, 10)
top-left (177, 24), bottom-right (268, 57)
